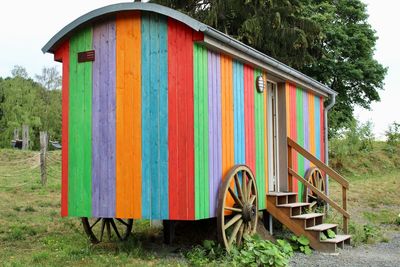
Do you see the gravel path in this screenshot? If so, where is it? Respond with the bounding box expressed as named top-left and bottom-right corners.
top-left (290, 233), bottom-right (400, 267)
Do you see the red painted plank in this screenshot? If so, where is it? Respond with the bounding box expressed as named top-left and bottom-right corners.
top-left (168, 19), bottom-right (195, 220)
top-left (244, 65), bottom-right (255, 173)
top-left (54, 41), bottom-right (70, 217)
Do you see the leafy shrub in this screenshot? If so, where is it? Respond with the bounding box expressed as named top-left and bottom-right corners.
top-left (385, 122), bottom-right (400, 148)
top-left (232, 235), bottom-right (293, 267)
top-left (395, 214), bottom-right (400, 226)
top-left (289, 235), bottom-right (312, 255)
top-left (330, 120), bottom-right (375, 170)
top-left (185, 236), bottom-right (293, 267)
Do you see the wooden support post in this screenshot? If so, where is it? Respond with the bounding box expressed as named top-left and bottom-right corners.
top-left (13, 128), bottom-right (19, 140)
top-left (342, 186), bottom-right (348, 234)
top-left (163, 220), bottom-right (175, 245)
top-left (22, 125), bottom-right (29, 150)
top-left (288, 145), bottom-right (293, 191)
top-left (40, 131), bottom-right (48, 186)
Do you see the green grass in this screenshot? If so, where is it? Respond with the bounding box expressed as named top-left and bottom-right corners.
top-left (0, 149), bottom-right (188, 266)
top-left (327, 142), bottom-right (400, 245)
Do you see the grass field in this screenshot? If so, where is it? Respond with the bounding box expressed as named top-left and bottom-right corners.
top-left (0, 142), bottom-right (399, 266)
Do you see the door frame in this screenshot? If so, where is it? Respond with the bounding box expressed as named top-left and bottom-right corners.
top-left (267, 80), bottom-right (279, 192)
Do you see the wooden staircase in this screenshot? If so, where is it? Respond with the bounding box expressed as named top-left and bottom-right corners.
top-left (265, 137), bottom-right (351, 253)
top-left (266, 192), bottom-right (351, 252)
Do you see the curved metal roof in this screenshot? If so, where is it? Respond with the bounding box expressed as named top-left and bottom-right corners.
top-left (42, 2), bottom-right (336, 96)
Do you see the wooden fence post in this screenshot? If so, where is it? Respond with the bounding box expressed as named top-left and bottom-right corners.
top-left (40, 131), bottom-right (48, 186)
top-left (13, 128), bottom-right (19, 140)
top-left (22, 125), bottom-right (29, 150)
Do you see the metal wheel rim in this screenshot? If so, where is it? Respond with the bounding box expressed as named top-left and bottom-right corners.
top-left (81, 217), bottom-right (133, 244)
top-left (217, 165), bottom-right (258, 252)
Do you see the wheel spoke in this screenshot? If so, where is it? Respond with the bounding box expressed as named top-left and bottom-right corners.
top-left (110, 219), bottom-right (122, 240)
top-left (228, 187), bottom-right (243, 207)
top-left (106, 220), bottom-right (111, 241)
top-left (228, 219), bottom-right (243, 247)
top-left (247, 179), bottom-right (253, 200)
top-left (249, 195), bottom-right (256, 205)
top-left (90, 218), bottom-right (101, 230)
top-left (242, 172), bottom-right (248, 203)
top-left (99, 219), bottom-right (106, 242)
top-left (237, 222), bottom-right (245, 247)
top-left (225, 206), bottom-right (242, 213)
top-left (224, 214), bottom-right (242, 230)
top-left (116, 218), bottom-right (129, 227)
top-left (234, 174), bottom-right (244, 202)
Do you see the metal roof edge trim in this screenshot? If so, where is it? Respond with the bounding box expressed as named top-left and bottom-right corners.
top-left (202, 26), bottom-right (337, 96)
top-left (41, 2), bottom-right (206, 53)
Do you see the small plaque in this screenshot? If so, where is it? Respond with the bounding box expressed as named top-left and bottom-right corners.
top-left (78, 50), bottom-right (95, 63)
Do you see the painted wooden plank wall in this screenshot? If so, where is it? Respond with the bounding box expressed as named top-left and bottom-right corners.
top-left (244, 65), bottom-right (255, 174)
top-left (115, 12), bottom-right (142, 219)
top-left (220, 55), bottom-right (234, 179)
top-left (141, 13), bottom-right (169, 220)
top-left (54, 41), bottom-right (70, 217)
top-left (194, 43), bottom-right (209, 220)
top-left (68, 27), bottom-right (93, 216)
top-left (233, 61), bottom-right (245, 165)
top-left (254, 69), bottom-right (267, 209)
top-left (207, 51), bottom-right (222, 217)
top-left (92, 21), bottom-right (116, 217)
top-left (168, 18), bottom-right (195, 220)
top-left (286, 82), bottom-right (326, 198)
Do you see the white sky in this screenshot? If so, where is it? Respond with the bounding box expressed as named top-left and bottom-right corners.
top-left (0, 0), bottom-right (398, 138)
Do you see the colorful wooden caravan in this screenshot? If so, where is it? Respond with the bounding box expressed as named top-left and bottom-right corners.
top-left (43, 2), bottom-right (350, 252)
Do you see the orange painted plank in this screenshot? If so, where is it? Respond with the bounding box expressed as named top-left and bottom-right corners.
top-left (115, 12), bottom-right (142, 219)
top-left (220, 55), bottom-right (235, 213)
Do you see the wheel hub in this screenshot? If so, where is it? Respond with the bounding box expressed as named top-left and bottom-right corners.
top-left (242, 203), bottom-right (257, 222)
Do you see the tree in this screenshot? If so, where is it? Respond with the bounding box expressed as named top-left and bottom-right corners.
top-left (11, 65), bottom-right (28, 79)
top-left (152, 0), bottom-right (386, 133)
top-left (300, 0), bottom-right (387, 134)
top-left (35, 66), bottom-right (62, 90)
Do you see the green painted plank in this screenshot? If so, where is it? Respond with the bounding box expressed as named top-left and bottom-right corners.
top-left (194, 44), bottom-right (209, 219)
top-left (254, 69), bottom-right (266, 209)
top-left (68, 27), bottom-right (92, 217)
top-left (296, 87), bottom-right (304, 201)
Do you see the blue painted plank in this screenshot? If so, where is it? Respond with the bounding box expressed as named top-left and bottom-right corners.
top-left (141, 14), bottom-right (151, 219)
top-left (141, 13), bottom-right (169, 220)
top-left (233, 61), bottom-right (245, 164)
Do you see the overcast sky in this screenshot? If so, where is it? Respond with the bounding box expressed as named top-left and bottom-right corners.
top-left (0, 0), bottom-right (398, 138)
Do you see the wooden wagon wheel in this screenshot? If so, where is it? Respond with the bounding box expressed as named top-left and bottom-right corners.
top-left (303, 167), bottom-right (326, 212)
top-left (217, 165), bottom-right (258, 252)
top-left (81, 218), bottom-right (133, 244)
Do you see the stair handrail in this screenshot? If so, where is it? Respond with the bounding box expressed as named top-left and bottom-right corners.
top-left (287, 137), bottom-right (349, 234)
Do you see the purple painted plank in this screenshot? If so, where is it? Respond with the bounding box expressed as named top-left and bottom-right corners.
top-left (92, 21), bottom-right (116, 218)
top-left (303, 90), bottom-right (310, 174)
top-left (208, 51), bottom-right (222, 217)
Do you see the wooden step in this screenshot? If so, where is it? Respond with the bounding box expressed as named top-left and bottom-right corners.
top-left (320, 234), bottom-right (351, 244)
top-left (267, 192), bottom-right (298, 197)
top-left (306, 223), bottom-right (337, 232)
top-left (277, 202), bottom-right (310, 208)
top-left (291, 213), bottom-right (324, 220)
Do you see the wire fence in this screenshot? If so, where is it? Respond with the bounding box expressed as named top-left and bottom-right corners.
top-left (0, 151), bottom-right (61, 184)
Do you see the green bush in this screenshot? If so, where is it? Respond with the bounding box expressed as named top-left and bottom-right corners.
top-left (185, 236), bottom-right (293, 266)
top-left (330, 120), bottom-right (375, 170)
top-left (288, 235), bottom-right (312, 255)
top-left (385, 122), bottom-right (400, 148)
top-left (231, 235), bottom-right (293, 267)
